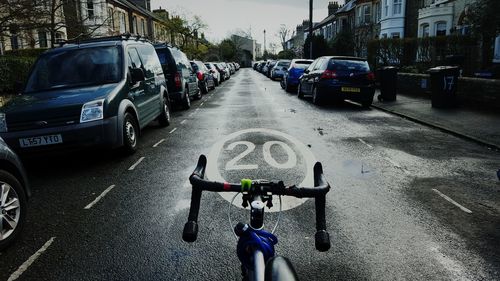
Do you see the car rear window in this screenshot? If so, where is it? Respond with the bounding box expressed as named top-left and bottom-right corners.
top-left (293, 63), bottom-right (311, 70)
top-left (328, 59), bottom-right (370, 72)
top-left (277, 61), bottom-right (290, 67)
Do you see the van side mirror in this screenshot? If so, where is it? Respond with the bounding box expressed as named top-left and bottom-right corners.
top-left (304, 69), bottom-right (310, 74)
top-left (130, 68), bottom-right (145, 84)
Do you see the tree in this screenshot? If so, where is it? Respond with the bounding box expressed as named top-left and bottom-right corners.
top-left (330, 31), bottom-right (355, 56)
top-left (304, 34), bottom-right (330, 59)
top-left (277, 24), bottom-right (290, 50)
top-left (278, 49), bottom-right (295, 59)
top-left (219, 39), bottom-right (237, 61)
top-left (468, 0), bottom-right (500, 67)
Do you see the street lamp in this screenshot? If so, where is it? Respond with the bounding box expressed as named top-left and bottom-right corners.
top-left (263, 29), bottom-right (267, 55)
top-left (309, 0), bottom-right (313, 59)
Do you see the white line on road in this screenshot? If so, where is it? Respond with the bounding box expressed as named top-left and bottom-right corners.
top-left (358, 138), bottom-right (373, 148)
top-left (128, 157), bottom-right (145, 171)
top-left (153, 139), bottom-right (165, 147)
top-left (180, 119), bottom-right (187, 124)
top-left (188, 112), bottom-right (194, 117)
top-left (200, 102), bottom-right (204, 106)
top-left (84, 185), bottom-right (116, 209)
top-left (169, 128), bottom-right (177, 134)
top-left (8, 237), bottom-right (56, 281)
top-left (383, 157), bottom-right (411, 175)
top-left (195, 108), bottom-right (200, 112)
top-left (432, 189), bottom-right (472, 214)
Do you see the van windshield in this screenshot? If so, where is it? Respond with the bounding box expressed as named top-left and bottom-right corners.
top-left (25, 46), bottom-right (122, 93)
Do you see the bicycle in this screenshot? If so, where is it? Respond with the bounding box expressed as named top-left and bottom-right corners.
top-left (182, 155), bottom-right (331, 281)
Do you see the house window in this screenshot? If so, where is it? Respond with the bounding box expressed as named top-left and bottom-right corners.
top-left (364, 5), bottom-right (371, 24)
top-left (10, 34), bottom-right (19, 50)
top-left (141, 19), bottom-right (146, 36)
top-left (132, 16), bottom-right (138, 34)
top-left (421, 24), bottom-right (429, 37)
top-left (391, 32), bottom-right (400, 39)
top-left (119, 12), bottom-right (126, 33)
top-left (435, 22), bottom-right (447, 36)
top-left (393, 0), bottom-right (402, 15)
top-left (87, 0), bottom-right (94, 19)
top-left (375, 2), bottom-right (381, 22)
top-left (55, 32), bottom-right (64, 43)
top-left (108, 8), bottom-right (115, 29)
top-left (382, 33), bottom-right (387, 38)
top-left (384, 0), bottom-right (388, 17)
top-left (38, 31), bottom-right (47, 48)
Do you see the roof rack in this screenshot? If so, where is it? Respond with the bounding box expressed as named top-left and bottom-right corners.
top-left (60, 33), bottom-right (150, 46)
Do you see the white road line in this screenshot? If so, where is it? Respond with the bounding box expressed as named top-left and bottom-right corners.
top-left (84, 185), bottom-right (116, 209)
top-left (8, 237), bottom-right (56, 281)
top-left (169, 128), bottom-right (177, 134)
top-left (200, 102), bottom-right (204, 106)
top-left (195, 108), bottom-right (200, 112)
top-left (180, 119), bottom-right (187, 124)
top-left (358, 138), bottom-right (373, 149)
top-left (188, 112), bottom-right (194, 117)
top-left (128, 157), bottom-right (145, 171)
top-left (153, 139), bottom-right (165, 147)
top-left (383, 157), bottom-right (411, 175)
top-left (432, 189), bottom-right (472, 214)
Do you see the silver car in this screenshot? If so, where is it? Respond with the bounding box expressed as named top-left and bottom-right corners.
top-left (271, 60), bottom-right (291, 80)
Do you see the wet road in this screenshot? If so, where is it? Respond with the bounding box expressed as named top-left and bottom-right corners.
top-left (1, 68), bottom-right (499, 281)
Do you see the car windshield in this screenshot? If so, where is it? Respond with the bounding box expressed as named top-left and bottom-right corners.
top-left (328, 59), bottom-right (370, 72)
top-left (25, 46), bottom-right (122, 93)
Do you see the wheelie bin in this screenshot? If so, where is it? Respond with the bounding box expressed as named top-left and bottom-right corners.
top-left (427, 66), bottom-right (460, 108)
top-left (377, 66), bottom-right (398, 102)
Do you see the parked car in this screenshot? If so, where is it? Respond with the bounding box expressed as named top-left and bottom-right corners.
top-left (227, 63), bottom-right (235, 75)
top-left (214, 63), bottom-right (230, 81)
top-left (270, 60), bottom-right (291, 80)
top-left (0, 137), bottom-right (30, 250)
top-left (298, 56), bottom-right (375, 107)
top-left (154, 43), bottom-right (201, 109)
top-left (281, 59), bottom-right (314, 92)
top-left (266, 60), bottom-right (278, 77)
top-left (262, 61), bottom-right (272, 75)
top-left (204, 62), bottom-right (221, 86)
top-left (0, 36), bottom-right (172, 155)
top-left (257, 61), bottom-right (267, 73)
top-left (190, 60), bottom-right (215, 94)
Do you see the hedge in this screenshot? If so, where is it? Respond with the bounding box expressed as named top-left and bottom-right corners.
top-left (4, 48), bottom-right (48, 57)
top-left (0, 56), bottom-right (37, 95)
top-left (367, 35), bottom-right (480, 75)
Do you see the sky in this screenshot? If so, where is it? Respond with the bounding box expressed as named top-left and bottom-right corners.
top-left (151, 0), bottom-right (346, 51)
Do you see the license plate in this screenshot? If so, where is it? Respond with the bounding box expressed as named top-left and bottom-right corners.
top-left (19, 134), bottom-right (63, 148)
top-left (341, 87), bottom-right (361, 93)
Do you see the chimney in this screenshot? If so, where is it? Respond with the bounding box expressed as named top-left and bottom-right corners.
top-left (328, 1), bottom-right (339, 16)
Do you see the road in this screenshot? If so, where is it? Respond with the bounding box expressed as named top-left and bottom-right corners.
top-left (1, 68), bottom-right (499, 281)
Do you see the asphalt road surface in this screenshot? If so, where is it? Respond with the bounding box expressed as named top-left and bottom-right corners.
top-left (1, 69), bottom-right (499, 281)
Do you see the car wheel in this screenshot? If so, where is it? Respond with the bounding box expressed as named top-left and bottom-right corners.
top-left (182, 87), bottom-right (191, 109)
top-left (123, 112), bottom-right (138, 154)
top-left (196, 86), bottom-right (203, 100)
top-left (312, 87), bottom-right (322, 105)
top-left (158, 96), bottom-right (171, 127)
top-left (297, 83), bottom-right (304, 99)
top-left (0, 170), bottom-right (27, 251)
top-left (203, 82), bottom-right (209, 94)
top-left (280, 79), bottom-right (285, 89)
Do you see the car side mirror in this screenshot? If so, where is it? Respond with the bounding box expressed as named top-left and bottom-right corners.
top-left (130, 68), bottom-right (145, 84)
top-left (304, 69), bottom-right (310, 74)
top-left (282, 67), bottom-right (288, 71)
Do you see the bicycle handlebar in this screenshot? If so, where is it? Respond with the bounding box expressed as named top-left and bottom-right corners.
top-left (182, 154), bottom-right (331, 252)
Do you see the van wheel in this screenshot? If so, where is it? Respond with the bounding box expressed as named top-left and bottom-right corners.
top-left (182, 87), bottom-right (191, 110)
top-left (158, 96), bottom-right (171, 127)
top-left (0, 170), bottom-right (27, 251)
top-left (123, 112), bottom-right (138, 154)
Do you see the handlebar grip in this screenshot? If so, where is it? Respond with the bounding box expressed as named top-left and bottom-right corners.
top-left (313, 162), bottom-right (331, 252)
top-left (182, 155), bottom-right (207, 243)
top-left (183, 221), bottom-right (199, 242)
top-left (315, 230), bottom-right (331, 252)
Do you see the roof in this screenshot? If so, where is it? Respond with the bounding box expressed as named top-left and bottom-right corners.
top-left (336, 0), bottom-right (356, 14)
top-left (114, 0), bottom-right (167, 23)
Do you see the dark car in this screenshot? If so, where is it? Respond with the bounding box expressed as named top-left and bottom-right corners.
top-left (281, 59), bottom-right (313, 92)
top-left (154, 44), bottom-right (200, 109)
top-left (190, 60), bottom-right (215, 94)
top-left (270, 60), bottom-right (291, 81)
top-left (298, 56), bottom-right (375, 107)
top-left (214, 63), bottom-right (230, 81)
top-left (0, 36), bottom-right (172, 155)
top-left (265, 60), bottom-right (278, 77)
top-left (0, 137), bottom-right (30, 250)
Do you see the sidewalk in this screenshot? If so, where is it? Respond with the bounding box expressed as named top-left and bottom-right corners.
top-left (371, 91), bottom-right (500, 150)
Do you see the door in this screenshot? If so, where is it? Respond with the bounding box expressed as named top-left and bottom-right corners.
top-left (182, 54), bottom-right (198, 96)
top-left (302, 59), bottom-right (319, 94)
top-left (137, 44), bottom-right (163, 125)
top-left (127, 47), bottom-right (148, 127)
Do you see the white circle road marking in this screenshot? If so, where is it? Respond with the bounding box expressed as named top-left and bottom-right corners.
top-left (206, 128), bottom-right (317, 211)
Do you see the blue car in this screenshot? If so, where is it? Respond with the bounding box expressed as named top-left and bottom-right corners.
top-left (281, 59), bottom-right (313, 92)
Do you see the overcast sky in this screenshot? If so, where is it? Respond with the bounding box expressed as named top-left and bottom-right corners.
top-left (151, 0), bottom-right (346, 51)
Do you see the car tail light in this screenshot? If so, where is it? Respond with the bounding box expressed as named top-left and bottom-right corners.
top-left (197, 71), bottom-right (204, 81)
top-left (367, 72), bottom-right (375, 81)
top-left (174, 72), bottom-right (182, 88)
top-left (321, 69), bottom-right (337, 80)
